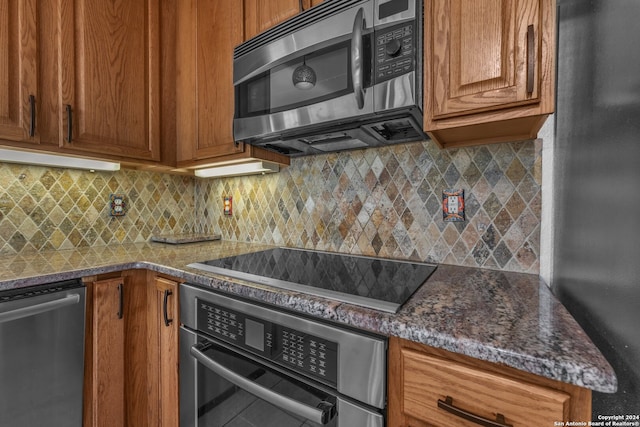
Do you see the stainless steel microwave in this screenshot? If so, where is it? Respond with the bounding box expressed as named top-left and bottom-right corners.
top-left (233, 0), bottom-right (426, 157)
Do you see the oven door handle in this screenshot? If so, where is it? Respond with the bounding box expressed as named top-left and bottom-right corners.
top-left (190, 344), bottom-right (336, 425)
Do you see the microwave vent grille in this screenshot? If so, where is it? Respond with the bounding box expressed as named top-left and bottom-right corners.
top-left (234, 0), bottom-right (366, 59)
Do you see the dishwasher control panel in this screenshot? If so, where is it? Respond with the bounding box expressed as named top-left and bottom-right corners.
top-left (0, 279), bottom-right (84, 303)
top-left (196, 299), bottom-right (338, 386)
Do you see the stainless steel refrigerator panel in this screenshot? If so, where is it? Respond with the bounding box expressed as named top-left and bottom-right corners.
top-left (554, 0), bottom-right (640, 415)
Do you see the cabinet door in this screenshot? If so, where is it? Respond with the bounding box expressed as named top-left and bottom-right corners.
top-left (91, 278), bottom-right (126, 427)
top-left (176, 0), bottom-right (245, 162)
top-left (431, 0), bottom-right (541, 119)
top-left (0, 0), bottom-right (38, 143)
top-left (148, 276), bottom-right (179, 427)
top-left (244, 0), bottom-right (303, 40)
top-left (58, 0), bottom-right (160, 160)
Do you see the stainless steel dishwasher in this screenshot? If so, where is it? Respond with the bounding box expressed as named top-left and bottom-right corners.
top-left (0, 279), bottom-right (86, 427)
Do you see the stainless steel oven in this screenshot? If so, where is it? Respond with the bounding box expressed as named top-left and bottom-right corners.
top-left (233, 0), bottom-right (425, 156)
top-left (179, 283), bottom-right (386, 426)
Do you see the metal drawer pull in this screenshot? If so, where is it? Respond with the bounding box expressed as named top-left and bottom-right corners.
top-left (163, 289), bottom-right (173, 326)
top-left (526, 24), bottom-right (535, 95)
top-left (65, 104), bottom-right (73, 142)
top-left (437, 396), bottom-right (513, 427)
top-left (0, 294), bottom-right (80, 324)
top-left (29, 95), bottom-right (36, 137)
top-left (190, 344), bottom-right (336, 425)
top-left (117, 283), bottom-right (124, 319)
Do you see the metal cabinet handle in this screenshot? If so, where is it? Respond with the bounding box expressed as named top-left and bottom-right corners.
top-left (29, 95), bottom-right (36, 137)
top-left (163, 289), bottom-right (173, 326)
top-left (437, 396), bottom-right (513, 427)
top-left (117, 283), bottom-right (123, 319)
top-left (190, 344), bottom-right (336, 425)
top-left (526, 24), bottom-right (535, 95)
top-left (351, 7), bottom-right (366, 109)
top-left (0, 294), bottom-right (80, 324)
top-left (65, 104), bottom-right (73, 142)
top-left (299, 0), bottom-right (304, 11)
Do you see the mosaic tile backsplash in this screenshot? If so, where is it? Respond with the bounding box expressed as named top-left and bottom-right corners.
top-left (0, 164), bottom-right (195, 254)
top-left (196, 139), bottom-right (543, 274)
top-left (0, 138), bottom-right (541, 273)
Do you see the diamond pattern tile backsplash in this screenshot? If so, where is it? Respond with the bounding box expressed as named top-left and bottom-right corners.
top-left (0, 164), bottom-right (195, 254)
top-left (1, 138), bottom-right (542, 274)
top-left (195, 139), bottom-right (543, 274)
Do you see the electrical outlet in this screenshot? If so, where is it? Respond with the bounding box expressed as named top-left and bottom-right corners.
top-left (443, 189), bottom-right (465, 222)
top-left (223, 196), bottom-right (233, 216)
top-left (110, 194), bottom-right (126, 217)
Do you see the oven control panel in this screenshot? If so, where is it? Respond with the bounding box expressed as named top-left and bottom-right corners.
top-left (197, 299), bottom-right (338, 386)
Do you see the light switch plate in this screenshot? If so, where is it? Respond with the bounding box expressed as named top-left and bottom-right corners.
top-left (110, 194), bottom-right (126, 217)
top-left (443, 189), bottom-right (465, 222)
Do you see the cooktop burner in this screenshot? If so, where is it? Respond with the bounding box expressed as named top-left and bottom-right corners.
top-left (187, 248), bottom-right (437, 313)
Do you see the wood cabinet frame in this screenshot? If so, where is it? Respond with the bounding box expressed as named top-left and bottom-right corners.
top-left (424, 0), bottom-right (556, 149)
top-left (388, 336), bottom-right (592, 426)
top-left (83, 270), bottom-right (180, 427)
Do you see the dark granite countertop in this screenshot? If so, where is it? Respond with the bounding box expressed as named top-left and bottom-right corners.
top-left (0, 240), bottom-right (617, 393)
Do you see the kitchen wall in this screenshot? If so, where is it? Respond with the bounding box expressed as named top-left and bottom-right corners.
top-left (0, 138), bottom-right (542, 274)
top-left (0, 163), bottom-right (195, 254)
top-left (196, 139), bottom-right (543, 274)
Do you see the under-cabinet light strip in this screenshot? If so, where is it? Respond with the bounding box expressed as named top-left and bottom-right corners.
top-left (194, 161), bottom-right (279, 178)
top-left (0, 148), bottom-right (120, 172)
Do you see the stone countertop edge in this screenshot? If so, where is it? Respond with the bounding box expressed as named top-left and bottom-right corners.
top-left (0, 241), bottom-right (617, 393)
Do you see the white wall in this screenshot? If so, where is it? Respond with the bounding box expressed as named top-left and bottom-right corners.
top-left (539, 115), bottom-right (555, 287)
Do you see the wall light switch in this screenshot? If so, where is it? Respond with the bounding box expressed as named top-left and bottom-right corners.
top-left (223, 196), bottom-right (233, 216)
top-left (443, 189), bottom-right (465, 222)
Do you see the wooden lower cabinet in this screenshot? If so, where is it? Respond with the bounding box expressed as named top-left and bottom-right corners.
top-left (147, 275), bottom-right (180, 427)
top-left (85, 276), bottom-right (126, 427)
top-left (388, 336), bottom-right (592, 427)
top-left (83, 270), bottom-right (180, 427)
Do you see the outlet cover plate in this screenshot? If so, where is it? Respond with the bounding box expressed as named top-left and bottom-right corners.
top-left (443, 189), bottom-right (465, 222)
top-left (224, 196), bottom-right (233, 216)
top-left (110, 194), bottom-right (126, 217)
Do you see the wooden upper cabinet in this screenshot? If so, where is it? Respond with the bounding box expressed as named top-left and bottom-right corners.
top-left (58, 0), bottom-right (161, 161)
top-left (177, 0), bottom-right (290, 168)
top-left (425, 0), bottom-right (556, 148)
top-left (432, 0), bottom-right (540, 118)
top-left (243, 0), bottom-right (324, 40)
top-left (176, 0), bottom-right (245, 163)
top-left (0, 0), bottom-right (38, 144)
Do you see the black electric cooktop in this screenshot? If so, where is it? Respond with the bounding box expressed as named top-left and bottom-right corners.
top-left (187, 248), bottom-right (437, 313)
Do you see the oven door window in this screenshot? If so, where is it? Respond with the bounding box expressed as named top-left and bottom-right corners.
top-left (236, 42), bottom-right (354, 119)
top-left (195, 340), bottom-right (337, 426)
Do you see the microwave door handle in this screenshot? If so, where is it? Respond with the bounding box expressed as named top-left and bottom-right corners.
top-left (351, 7), bottom-right (366, 109)
top-left (190, 345), bottom-right (335, 425)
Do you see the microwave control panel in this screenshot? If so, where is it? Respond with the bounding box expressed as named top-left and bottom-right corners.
top-left (197, 299), bottom-right (338, 386)
top-left (374, 21), bottom-right (415, 84)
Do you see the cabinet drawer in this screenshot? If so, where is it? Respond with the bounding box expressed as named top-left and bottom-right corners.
top-left (401, 349), bottom-right (570, 426)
